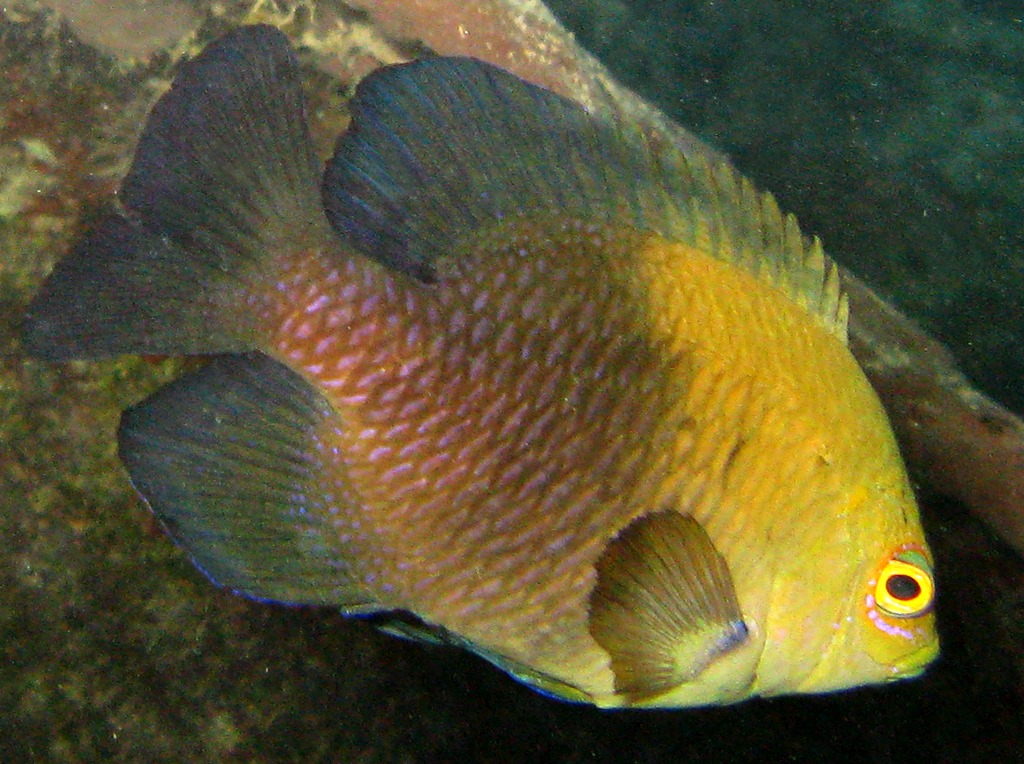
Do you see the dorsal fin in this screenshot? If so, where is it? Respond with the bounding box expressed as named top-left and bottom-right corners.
top-left (323, 56), bottom-right (847, 339)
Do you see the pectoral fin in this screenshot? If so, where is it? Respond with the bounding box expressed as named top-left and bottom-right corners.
top-left (588, 511), bottom-right (748, 702)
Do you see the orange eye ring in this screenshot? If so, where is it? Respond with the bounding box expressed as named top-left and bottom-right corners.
top-left (874, 551), bottom-right (934, 618)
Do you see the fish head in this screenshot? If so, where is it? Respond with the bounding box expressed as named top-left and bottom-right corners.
top-left (745, 505), bottom-right (939, 701)
top-left (592, 368), bottom-right (939, 709)
top-left (737, 371), bottom-right (940, 700)
top-left (588, 244), bottom-right (941, 708)
top-left (632, 486), bottom-right (938, 709)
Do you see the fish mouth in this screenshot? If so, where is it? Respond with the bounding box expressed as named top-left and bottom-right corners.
top-left (886, 638), bottom-right (940, 681)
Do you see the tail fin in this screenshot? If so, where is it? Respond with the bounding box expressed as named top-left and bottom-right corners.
top-left (24, 25), bottom-right (326, 361)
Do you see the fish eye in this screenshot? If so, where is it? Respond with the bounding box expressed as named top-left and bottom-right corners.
top-left (874, 551), bottom-right (934, 618)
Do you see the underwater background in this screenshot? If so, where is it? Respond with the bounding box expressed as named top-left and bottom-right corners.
top-left (2, 0), bottom-right (1022, 761)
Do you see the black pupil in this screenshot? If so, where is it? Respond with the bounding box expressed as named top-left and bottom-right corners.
top-left (886, 573), bottom-right (922, 601)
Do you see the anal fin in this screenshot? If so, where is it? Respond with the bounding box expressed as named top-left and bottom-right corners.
top-left (118, 352), bottom-right (375, 609)
top-left (589, 511), bottom-right (748, 702)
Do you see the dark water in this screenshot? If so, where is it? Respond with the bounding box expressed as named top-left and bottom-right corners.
top-left (2, 1), bottom-right (1022, 762)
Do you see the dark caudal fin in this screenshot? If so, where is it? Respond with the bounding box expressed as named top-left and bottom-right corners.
top-left (24, 25), bottom-right (327, 361)
top-left (23, 215), bottom-right (258, 359)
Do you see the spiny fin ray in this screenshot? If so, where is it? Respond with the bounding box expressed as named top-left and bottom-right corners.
top-left (324, 56), bottom-right (846, 338)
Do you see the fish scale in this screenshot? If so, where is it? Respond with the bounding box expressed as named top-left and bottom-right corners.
top-left (260, 229), bottom-right (686, 691)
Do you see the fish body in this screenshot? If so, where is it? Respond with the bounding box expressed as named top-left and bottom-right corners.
top-left (24, 25), bottom-right (938, 708)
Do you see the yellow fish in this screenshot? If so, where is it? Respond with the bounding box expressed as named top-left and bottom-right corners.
top-left (23, 25), bottom-right (938, 708)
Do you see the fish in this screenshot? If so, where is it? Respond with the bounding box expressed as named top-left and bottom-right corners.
top-left (22, 24), bottom-right (939, 708)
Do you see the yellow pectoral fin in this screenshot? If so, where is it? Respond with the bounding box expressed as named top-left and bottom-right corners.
top-left (588, 510), bottom-right (749, 703)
